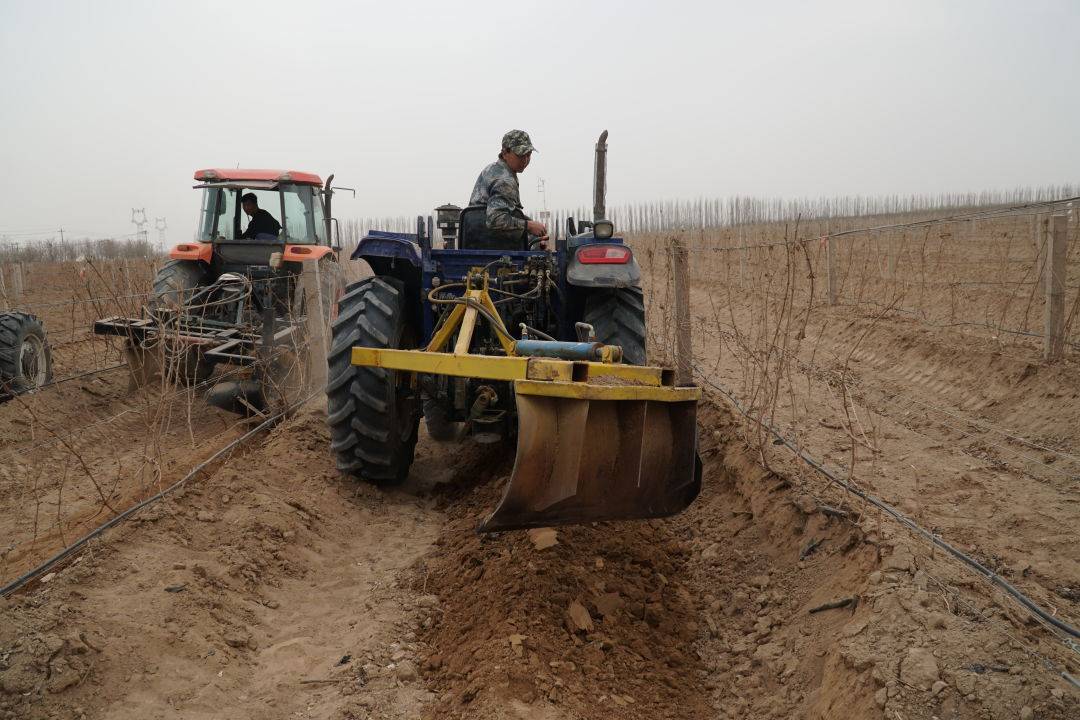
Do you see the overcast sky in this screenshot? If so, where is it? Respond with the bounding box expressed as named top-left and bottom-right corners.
top-left (1, 0), bottom-right (1077, 244)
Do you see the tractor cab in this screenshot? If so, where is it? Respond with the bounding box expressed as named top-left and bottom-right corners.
top-left (193, 169), bottom-right (330, 246)
top-left (180, 169), bottom-right (340, 274)
top-left (94, 167), bottom-right (349, 414)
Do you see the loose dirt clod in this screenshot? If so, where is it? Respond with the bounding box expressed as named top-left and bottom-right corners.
top-left (527, 527), bottom-right (559, 550)
top-left (900, 646), bottom-right (941, 690)
top-left (565, 601), bottom-right (594, 634)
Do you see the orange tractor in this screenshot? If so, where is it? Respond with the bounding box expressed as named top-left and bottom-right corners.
top-left (94, 169), bottom-right (347, 414)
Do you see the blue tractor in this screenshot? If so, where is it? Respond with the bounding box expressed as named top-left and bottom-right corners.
top-left (326, 132), bottom-right (700, 531)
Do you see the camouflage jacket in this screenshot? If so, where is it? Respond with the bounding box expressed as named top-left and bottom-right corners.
top-left (469, 158), bottom-right (528, 235)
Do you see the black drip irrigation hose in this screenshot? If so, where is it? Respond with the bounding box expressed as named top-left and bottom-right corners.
top-left (0, 389), bottom-right (320, 598)
top-left (691, 365), bottom-right (1080, 655)
top-left (1, 363), bottom-right (127, 402)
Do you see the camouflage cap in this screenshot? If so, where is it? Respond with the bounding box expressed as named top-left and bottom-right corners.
top-left (501, 129), bottom-right (537, 155)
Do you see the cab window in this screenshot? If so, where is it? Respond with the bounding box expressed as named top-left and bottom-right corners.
top-left (281, 185), bottom-right (321, 243)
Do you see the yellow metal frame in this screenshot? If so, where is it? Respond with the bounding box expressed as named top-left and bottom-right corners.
top-left (426, 273), bottom-right (516, 356)
top-left (514, 379), bottom-right (700, 402)
top-left (352, 268), bottom-right (701, 403)
top-left (350, 347), bottom-right (701, 402)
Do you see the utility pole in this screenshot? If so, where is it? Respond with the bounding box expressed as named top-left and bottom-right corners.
top-left (536, 178), bottom-right (548, 211)
top-left (155, 217), bottom-right (167, 248)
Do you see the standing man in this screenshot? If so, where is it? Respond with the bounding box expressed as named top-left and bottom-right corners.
top-left (470, 130), bottom-right (548, 247)
top-left (239, 192), bottom-right (282, 240)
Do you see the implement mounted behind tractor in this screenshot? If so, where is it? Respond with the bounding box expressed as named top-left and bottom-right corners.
top-left (330, 131), bottom-right (702, 531)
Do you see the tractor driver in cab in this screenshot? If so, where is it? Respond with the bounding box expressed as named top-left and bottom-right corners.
top-left (240, 192), bottom-right (282, 240)
top-left (470, 129), bottom-right (548, 248)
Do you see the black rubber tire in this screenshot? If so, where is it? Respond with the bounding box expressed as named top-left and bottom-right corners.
top-left (583, 286), bottom-right (648, 365)
top-left (423, 396), bottom-right (462, 442)
top-left (326, 276), bottom-right (420, 485)
top-left (0, 312), bottom-right (53, 395)
top-left (148, 259), bottom-right (215, 385)
top-left (151, 259), bottom-right (208, 309)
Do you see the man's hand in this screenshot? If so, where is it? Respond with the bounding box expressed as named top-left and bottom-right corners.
top-left (527, 220), bottom-right (547, 237)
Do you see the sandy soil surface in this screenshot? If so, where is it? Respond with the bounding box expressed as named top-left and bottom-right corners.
top-left (2, 407), bottom-right (444, 720)
top-left (3, 398), bottom-right (1077, 719)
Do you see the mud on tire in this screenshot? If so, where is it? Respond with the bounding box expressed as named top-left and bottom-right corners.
top-left (326, 276), bottom-right (420, 485)
top-left (0, 311), bottom-right (53, 396)
top-left (583, 286), bottom-right (647, 365)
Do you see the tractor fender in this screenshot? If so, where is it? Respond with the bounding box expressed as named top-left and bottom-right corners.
top-left (284, 244), bottom-right (336, 262)
top-left (169, 242), bottom-right (213, 263)
top-left (565, 245), bottom-right (641, 288)
top-left (351, 231), bottom-right (421, 267)
top-left (351, 231), bottom-right (423, 329)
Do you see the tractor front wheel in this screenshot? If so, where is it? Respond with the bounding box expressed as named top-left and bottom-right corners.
top-left (326, 276), bottom-right (420, 485)
top-left (583, 286), bottom-right (647, 365)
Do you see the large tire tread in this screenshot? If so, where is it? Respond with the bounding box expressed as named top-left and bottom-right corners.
top-left (151, 259), bottom-right (207, 309)
top-left (326, 276), bottom-right (419, 485)
top-left (583, 286), bottom-right (647, 365)
top-left (0, 311), bottom-right (53, 395)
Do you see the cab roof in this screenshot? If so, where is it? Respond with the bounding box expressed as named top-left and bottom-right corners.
top-left (193, 168), bottom-right (323, 186)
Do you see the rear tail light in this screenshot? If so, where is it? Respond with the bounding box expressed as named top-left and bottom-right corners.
top-left (576, 245), bottom-right (632, 264)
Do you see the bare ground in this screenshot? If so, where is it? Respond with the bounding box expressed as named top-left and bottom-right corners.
top-left (2, 396), bottom-right (1077, 719)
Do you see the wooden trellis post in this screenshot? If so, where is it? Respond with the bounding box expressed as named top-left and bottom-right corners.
top-left (1043, 214), bottom-right (1067, 362)
top-left (671, 232), bottom-right (692, 386)
top-left (826, 222), bottom-right (838, 306)
top-left (11, 264), bottom-right (23, 301)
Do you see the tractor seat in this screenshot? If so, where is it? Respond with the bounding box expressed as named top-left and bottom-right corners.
top-left (458, 205), bottom-right (527, 251)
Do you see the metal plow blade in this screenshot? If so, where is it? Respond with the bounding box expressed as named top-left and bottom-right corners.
top-left (479, 389), bottom-right (701, 532)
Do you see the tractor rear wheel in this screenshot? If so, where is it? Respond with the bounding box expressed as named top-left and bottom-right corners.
top-left (151, 259), bottom-right (208, 309)
top-left (0, 312), bottom-right (53, 396)
top-left (147, 259), bottom-right (215, 385)
top-left (326, 276), bottom-right (420, 485)
top-left (583, 286), bottom-right (647, 365)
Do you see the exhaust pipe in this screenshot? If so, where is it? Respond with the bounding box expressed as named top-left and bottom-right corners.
top-left (593, 130), bottom-right (608, 222)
